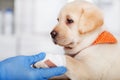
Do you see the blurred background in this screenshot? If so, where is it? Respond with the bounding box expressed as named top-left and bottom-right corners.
top-left (0, 0), bottom-right (120, 60)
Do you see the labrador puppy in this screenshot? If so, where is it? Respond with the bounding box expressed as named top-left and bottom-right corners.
top-left (35, 1), bottom-right (120, 80)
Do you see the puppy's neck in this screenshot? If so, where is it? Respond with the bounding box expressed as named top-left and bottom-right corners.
top-left (64, 27), bottom-right (104, 56)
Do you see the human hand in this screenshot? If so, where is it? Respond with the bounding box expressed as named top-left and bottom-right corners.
top-left (0, 52), bottom-right (67, 80)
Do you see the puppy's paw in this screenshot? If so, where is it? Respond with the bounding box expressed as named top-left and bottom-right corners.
top-left (33, 53), bottom-right (66, 68)
top-left (33, 61), bottom-right (48, 68)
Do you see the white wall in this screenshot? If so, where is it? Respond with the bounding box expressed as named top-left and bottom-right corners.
top-left (96, 0), bottom-right (120, 35)
top-left (0, 0), bottom-right (67, 60)
top-left (0, 36), bottom-right (16, 60)
top-left (15, 0), bottom-right (66, 56)
top-left (15, 0), bottom-right (67, 35)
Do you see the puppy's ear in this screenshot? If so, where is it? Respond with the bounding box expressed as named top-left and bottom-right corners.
top-left (78, 7), bottom-right (104, 34)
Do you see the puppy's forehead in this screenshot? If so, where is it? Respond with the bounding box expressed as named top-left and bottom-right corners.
top-left (58, 3), bottom-right (82, 19)
top-left (59, 1), bottom-right (95, 15)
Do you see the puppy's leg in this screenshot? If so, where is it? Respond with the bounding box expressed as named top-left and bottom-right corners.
top-left (65, 55), bottom-right (91, 80)
top-left (33, 54), bottom-right (70, 79)
top-left (34, 54), bottom-right (91, 80)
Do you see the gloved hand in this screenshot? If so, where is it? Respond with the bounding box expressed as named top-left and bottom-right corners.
top-left (0, 52), bottom-right (67, 80)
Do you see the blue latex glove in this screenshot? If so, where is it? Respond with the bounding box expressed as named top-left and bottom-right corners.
top-left (0, 52), bottom-right (67, 80)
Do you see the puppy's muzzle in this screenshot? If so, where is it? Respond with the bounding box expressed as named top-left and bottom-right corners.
top-left (50, 30), bottom-right (58, 39)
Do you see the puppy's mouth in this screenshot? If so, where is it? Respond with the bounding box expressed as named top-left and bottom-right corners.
top-left (52, 39), bottom-right (74, 48)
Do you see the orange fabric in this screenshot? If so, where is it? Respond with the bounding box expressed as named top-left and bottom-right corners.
top-left (92, 31), bottom-right (117, 45)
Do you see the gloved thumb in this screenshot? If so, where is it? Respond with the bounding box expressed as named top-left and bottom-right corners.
top-left (28, 52), bottom-right (46, 65)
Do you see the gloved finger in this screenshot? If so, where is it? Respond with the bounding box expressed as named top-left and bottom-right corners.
top-left (37, 67), bottom-right (67, 79)
top-left (28, 52), bottom-right (46, 65)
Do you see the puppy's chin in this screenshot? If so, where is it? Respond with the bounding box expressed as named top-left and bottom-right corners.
top-left (53, 40), bottom-right (76, 49)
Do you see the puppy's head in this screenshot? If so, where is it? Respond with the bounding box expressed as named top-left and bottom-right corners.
top-left (50, 1), bottom-right (104, 48)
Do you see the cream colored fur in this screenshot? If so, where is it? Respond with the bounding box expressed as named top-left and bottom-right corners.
top-left (51, 1), bottom-right (120, 80)
top-left (35, 1), bottom-right (120, 80)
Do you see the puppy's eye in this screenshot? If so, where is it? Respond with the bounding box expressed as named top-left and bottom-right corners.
top-left (67, 18), bottom-right (74, 24)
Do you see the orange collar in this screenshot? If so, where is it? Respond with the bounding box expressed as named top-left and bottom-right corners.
top-left (69, 31), bottom-right (117, 57)
top-left (92, 31), bottom-right (117, 45)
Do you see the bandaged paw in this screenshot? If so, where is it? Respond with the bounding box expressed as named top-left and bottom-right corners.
top-left (33, 53), bottom-right (66, 68)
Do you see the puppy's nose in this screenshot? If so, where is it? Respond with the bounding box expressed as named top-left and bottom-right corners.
top-left (50, 30), bottom-right (58, 39)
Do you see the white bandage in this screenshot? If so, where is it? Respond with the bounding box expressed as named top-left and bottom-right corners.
top-left (34, 54), bottom-right (66, 68)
